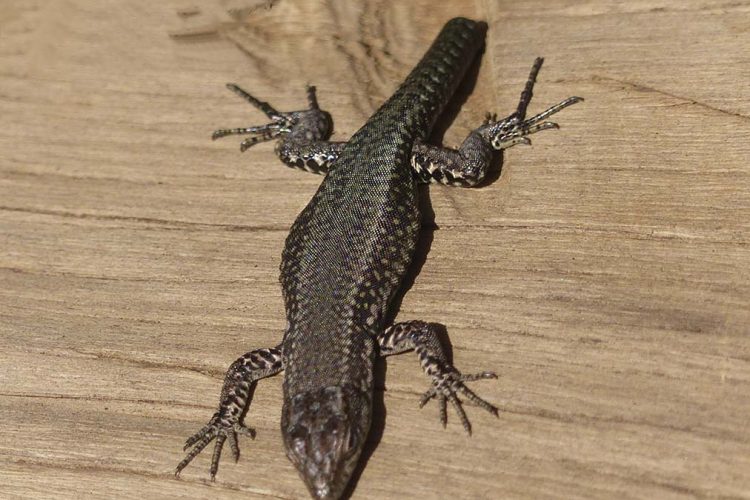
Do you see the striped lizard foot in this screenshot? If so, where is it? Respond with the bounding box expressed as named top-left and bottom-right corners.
top-left (175, 411), bottom-right (256, 480)
top-left (378, 321), bottom-right (499, 435)
top-left (211, 83), bottom-right (331, 152)
top-left (477, 57), bottom-right (583, 150)
top-left (419, 368), bottom-right (499, 435)
top-left (175, 345), bottom-right (283, 479)
top-left (407, 57), bottom-right (582, 187)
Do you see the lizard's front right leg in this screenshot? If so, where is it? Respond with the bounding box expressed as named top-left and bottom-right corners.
top-left (175, 345), bottom-right (283, 479)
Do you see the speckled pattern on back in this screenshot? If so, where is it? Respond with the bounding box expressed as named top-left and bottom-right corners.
top-left (177, 17), bottom-right (582, 500)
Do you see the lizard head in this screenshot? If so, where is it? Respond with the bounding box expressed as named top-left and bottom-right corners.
top-left (282, 385), bottom-right (370, 499)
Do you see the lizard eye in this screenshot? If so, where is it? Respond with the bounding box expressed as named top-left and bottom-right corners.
top-left (293, 437), bottom-right (306, 455)
top-left (288, 425), bottom-right (308, 459)
top-left (344, 431), bottom-right (358, 456)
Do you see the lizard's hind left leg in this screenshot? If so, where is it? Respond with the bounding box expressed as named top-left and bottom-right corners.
top-left (212, 83), bottom-right (344, 174)
top-left (411, 57), bottom-right (583, 186)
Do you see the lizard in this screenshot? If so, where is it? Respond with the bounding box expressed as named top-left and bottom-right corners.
top-left (175, 17), bottom-right (582, 499)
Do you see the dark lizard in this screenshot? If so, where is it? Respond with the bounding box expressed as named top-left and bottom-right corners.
top-left (175, 17), bottom-right (582, 499)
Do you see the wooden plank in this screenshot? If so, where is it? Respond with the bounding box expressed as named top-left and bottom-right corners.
top-left (1, 1), bottom-right (748, 498)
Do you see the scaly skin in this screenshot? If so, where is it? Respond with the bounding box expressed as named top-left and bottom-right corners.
top-left (176, 17), bottom-right (582, 499)
top-left (278, 19), bottom-right (485, 498)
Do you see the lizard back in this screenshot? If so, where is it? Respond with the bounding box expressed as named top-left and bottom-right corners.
top-left (179, 15), bottom-right (583, 499)
top-left (280, 18), bottom-right (486, 395)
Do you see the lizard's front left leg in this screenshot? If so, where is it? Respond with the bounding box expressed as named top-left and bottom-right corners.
top-left (175, 345), bottom-right (283, 479)
top-left (212, 83), bottom-right (344, 175)
top-left (378, 321), bottom-right (498, 434)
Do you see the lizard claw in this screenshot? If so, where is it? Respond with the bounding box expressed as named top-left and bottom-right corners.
top-left (475, 58), bottom-right (582, 152)
top-left (175, 412), bottom-right (255, 478)
top-left (419, 370), bottom-right (498, 435)
top-left (211, 83), bottom-right (330, 152)
top-left (482, 96), bottom-right (582, 151)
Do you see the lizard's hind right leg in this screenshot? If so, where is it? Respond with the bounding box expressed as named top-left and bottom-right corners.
top-left (212, 84), bottom-right (345, 174)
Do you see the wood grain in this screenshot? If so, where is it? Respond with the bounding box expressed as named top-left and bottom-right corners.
top-left (1, 1), bottom-right (748, 498)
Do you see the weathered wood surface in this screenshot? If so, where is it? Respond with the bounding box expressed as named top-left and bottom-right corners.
top-left (1, 1), bottom-right (748, 498)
